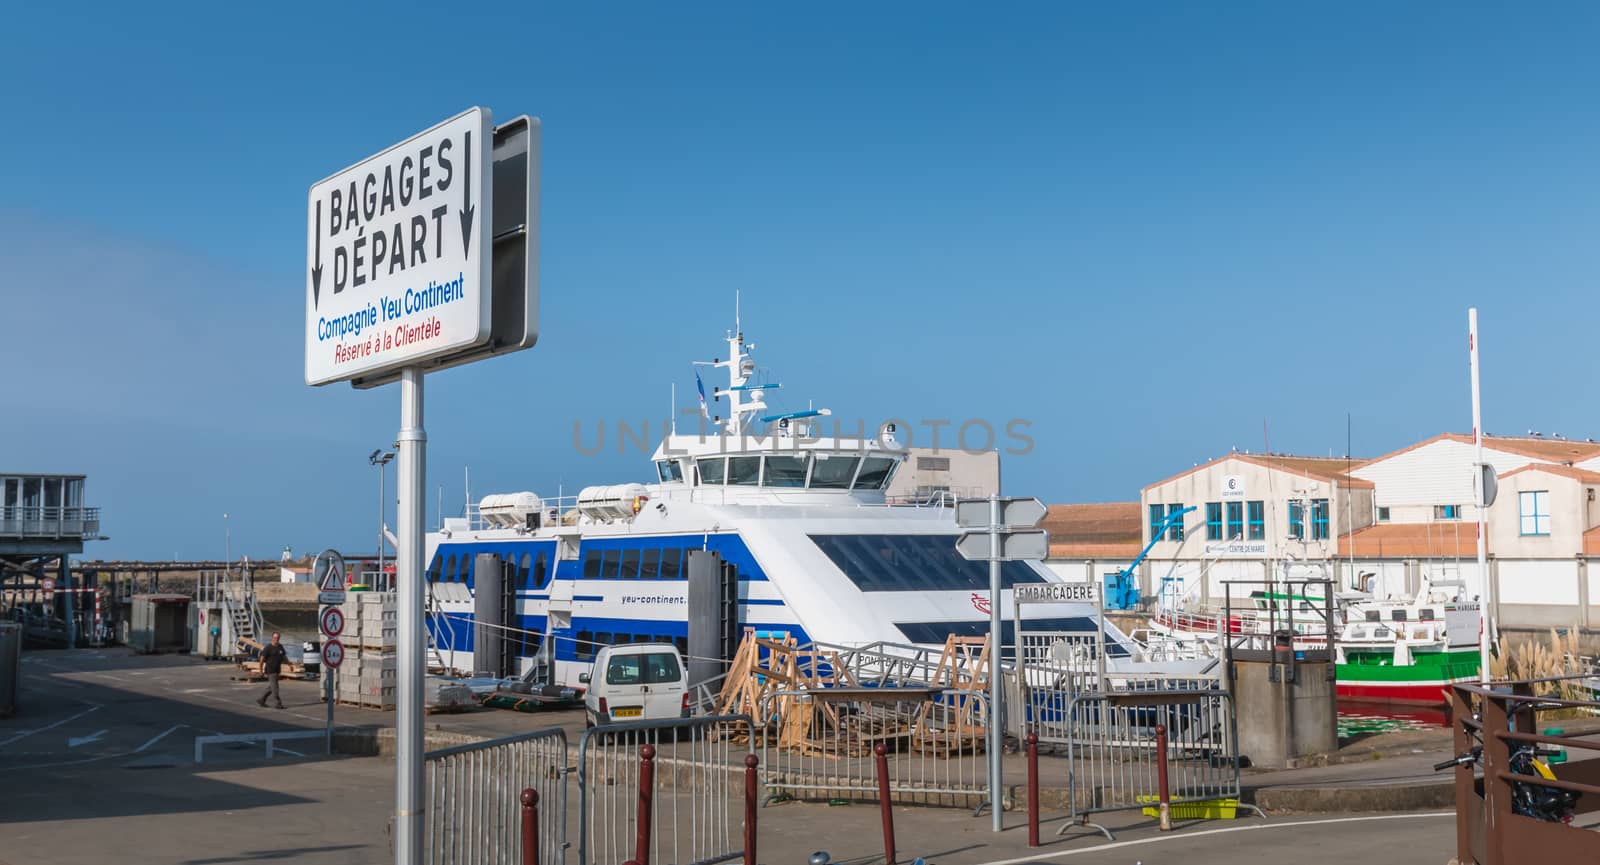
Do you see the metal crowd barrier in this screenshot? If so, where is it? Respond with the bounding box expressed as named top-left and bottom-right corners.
top-left (577, 714), bottom-right (752, 865)
top-left (424, 727), bottom-right (569, 865)
top-left (1014, 630), bottom-right (1222, 746)
top-left (757, 688), bottom-right (990, 808)
top-left (1060, 690), bottom-right (1261, 839)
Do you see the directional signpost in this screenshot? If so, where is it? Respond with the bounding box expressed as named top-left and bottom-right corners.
top-left (956, 495), bottom-right (1050, 833)
top-left (306, 107), bottom-right (540, 865)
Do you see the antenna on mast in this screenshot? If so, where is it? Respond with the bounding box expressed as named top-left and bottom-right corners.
top-left (735, 289), bottom-right (741, 337)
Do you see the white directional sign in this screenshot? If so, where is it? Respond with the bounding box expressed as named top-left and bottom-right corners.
top-left (1013, 582), bottom-right (1100, 604)
top-left (955, 497), bottom-right (1047, 530)
top-left (956, 529), bottom-right (1050, 562)
top-left (306, 107), bottom-right (494, 386)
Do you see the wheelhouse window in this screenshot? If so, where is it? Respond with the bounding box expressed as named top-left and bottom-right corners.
top-left (763, 455), bottom-right (808, 487)
top-left (728, 456), bottom-right (761, 486)
top-left (809, 455), bottom-right (859, 489)
top-left (619, 548), bottom-right (640, 579)
top-left (697, 457), bottom-right (726, 485)
top-left (852, 456), bottom-right (898, 490)
top-left (657, 460), bottom-right (683, 483)
top-left (809, 534), bottom-right (1044, 592)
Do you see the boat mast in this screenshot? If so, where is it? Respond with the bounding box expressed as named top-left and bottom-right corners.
top-left (1470, 307), bottom-right (1492, 684)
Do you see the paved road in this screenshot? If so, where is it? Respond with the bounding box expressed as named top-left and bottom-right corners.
top-left (1, 649), bottom-right (1461, 865)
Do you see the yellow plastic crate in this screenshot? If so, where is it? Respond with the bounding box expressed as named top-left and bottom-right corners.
top-left (1135, 795), bottom-right (1238, 820)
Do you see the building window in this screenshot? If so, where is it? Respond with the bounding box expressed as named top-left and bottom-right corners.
top-left (1158, 502), bottom-right (1184, 537)
top-left (1377, 506), bottom-right (1390, 522)
top-left (1434, 504), bottom-right (1461, 520)
top-left (1226, 502), bottom-right (1244, 539)
top-left (1149, 504), bottom-right (1165, 542)
top-left (1206, 502), bottom-right (1223, 540)
top-left (1519, 490), bottom-right (1550, 536)
top-left (1288, 501), bottom-right (1304, 540)
top-left (1312, 499), bottom-right (1330, 540)
top-left (1247, 501), bottom-right (1265, 540)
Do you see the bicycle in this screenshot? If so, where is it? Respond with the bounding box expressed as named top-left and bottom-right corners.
top-left (1433, 699), bottom-right (1580, 825)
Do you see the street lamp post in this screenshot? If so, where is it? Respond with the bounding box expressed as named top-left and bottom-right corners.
top-left (371, 449), bottom-right (396, 589)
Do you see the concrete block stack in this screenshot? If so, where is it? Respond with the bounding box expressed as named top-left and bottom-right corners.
top-left (335, 592), bottom-right (397, 709)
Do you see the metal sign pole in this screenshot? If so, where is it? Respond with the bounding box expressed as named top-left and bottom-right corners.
top-left (988, 493), bottom-right (1002, 833)
top-left (325, 669), bottom-right (334, 754)
top-left (1469, 308), bottom-right (1492, 684)
top-left (396, 367), bottom-right (427, 864)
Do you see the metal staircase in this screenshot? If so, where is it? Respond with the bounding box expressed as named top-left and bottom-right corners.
top-left (198, 562), bottom-right (265, 657)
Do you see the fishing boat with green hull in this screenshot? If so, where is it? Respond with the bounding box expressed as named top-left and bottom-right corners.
top-left (1337, 647), bottom-right (1480, 705)
top-left (1148, 574), bottom-right (1481, 707)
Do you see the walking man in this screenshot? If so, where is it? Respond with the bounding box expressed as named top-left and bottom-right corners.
top-left (257, 632), bottom-right (288, 709)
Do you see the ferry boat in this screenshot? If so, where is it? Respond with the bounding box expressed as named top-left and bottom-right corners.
top-left (1147, 573), bottom-right (1481, 705)
top-left (422, 315), bottom-right (1195, 687)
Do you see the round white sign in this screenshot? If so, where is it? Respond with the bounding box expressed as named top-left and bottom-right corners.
top-left (323, 639), bottom-right (345, 669)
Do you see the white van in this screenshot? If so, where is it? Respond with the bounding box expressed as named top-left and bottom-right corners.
top-left (580, 643), bottom-right (691, 727)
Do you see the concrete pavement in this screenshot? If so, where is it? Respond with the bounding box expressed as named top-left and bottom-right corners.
top-left (1, 648), bottom-right (1466, 865)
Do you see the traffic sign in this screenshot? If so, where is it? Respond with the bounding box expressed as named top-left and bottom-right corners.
top-left (322, 639), bottom-right (345, 669)
top-left (956, 529), bottom-right (1050, 562)
top-left (313, 549), bottom-right (347, 606)
top-left (320, 605), bottom-right (345, 638)
top-left (1013, 582), bottom-right (1099, 604)
top-left (41, 578), bottom-right (54, 595)
top-left (306, 107), bottom-right (494, 386)
top-left (955, 497), bottom-right (1047, 530)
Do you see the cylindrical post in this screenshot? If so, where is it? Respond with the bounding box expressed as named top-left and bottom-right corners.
top-left (1156, 724), bottom-right (1172, 831)
top-left (743, 753), bottom-right (759, 865)
top-left (1026, 733), bottom-right (1040, 848)
top-left (520, 787), bottom-right (540, 865)
top-left (875, 742), bottom-right (896, 865)
top-left (1469, 308), bottom-right (1493, 683)
top-left (635, 743), bottom-right (656, 865)
top-left (395, 367), bottom-right (426, 865)
top-left (988, 493), bottom-right (1003, 832)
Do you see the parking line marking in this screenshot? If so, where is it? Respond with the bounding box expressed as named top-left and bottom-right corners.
top-left (134, 725), bottom-right (183, 754)
top-left (0, 705), bottom-right (101, 748)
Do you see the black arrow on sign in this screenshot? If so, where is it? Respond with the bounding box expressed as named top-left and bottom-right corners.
top-left (459, 129), bottom-right (475, 256)
top-left (311, 200), bottom-right (323, 309)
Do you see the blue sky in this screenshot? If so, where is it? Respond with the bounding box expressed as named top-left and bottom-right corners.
top-left (4, 4), bottom-right (1599, 559)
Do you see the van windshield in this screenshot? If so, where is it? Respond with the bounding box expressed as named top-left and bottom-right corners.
top-left (605, 651), bottom-right (682, 685)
